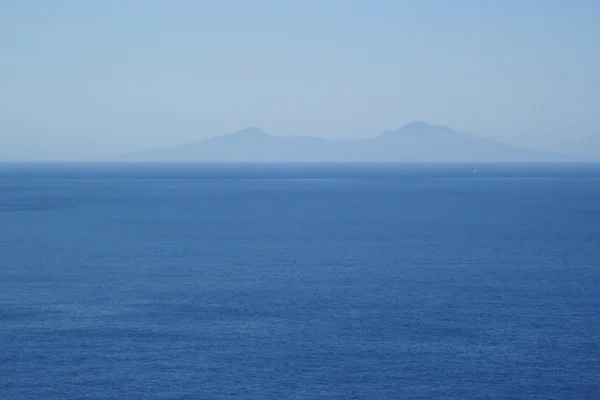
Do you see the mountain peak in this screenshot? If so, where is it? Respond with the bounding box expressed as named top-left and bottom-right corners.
top-left (224, 127), bottom-right (269, 138)
top-left (402, 121), bottom-right (432, 129)
top-left (379, 121), bottom-right (458, 139)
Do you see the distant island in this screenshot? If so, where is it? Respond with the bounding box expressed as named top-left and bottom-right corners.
top-left (118, 122), bottom-right (570, 162)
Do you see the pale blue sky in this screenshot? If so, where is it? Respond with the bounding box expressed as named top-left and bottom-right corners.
top-left (1, 0), bottom-right (599, 160)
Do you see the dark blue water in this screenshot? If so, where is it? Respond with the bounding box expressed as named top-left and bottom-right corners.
top-left (2, 163), bottom-right (599, 399)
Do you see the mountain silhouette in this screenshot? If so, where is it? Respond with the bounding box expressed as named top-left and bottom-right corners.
top-left (119, 122), bottom-right (569, 162)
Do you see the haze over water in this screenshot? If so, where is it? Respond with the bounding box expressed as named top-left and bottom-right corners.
top-left (2, 1), bottom-right (600, 160)
top-left (3, 2), bottom-right (600, 398)
top-left (2, 163), bottom-right (599, 399)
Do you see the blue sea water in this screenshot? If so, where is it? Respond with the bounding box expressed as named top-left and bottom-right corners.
top-left (1, 163), bottom-right (599, 399)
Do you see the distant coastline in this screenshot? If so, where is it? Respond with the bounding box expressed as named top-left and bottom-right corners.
top-left (118, 122), bottom-right (575, 163)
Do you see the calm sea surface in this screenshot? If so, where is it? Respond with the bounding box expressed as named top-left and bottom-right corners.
top-left (1, 163), bottom-right (599, 399)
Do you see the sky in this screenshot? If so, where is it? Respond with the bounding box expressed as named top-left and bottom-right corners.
top-left (1, 0), bottom-right (599, 160)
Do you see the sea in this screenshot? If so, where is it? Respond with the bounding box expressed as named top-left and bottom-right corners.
top-left (1, 163), bottom-right (599, 399)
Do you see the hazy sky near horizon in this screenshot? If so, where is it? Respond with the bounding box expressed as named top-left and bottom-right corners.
top-left (1, 0), bottom-right (599, 160)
